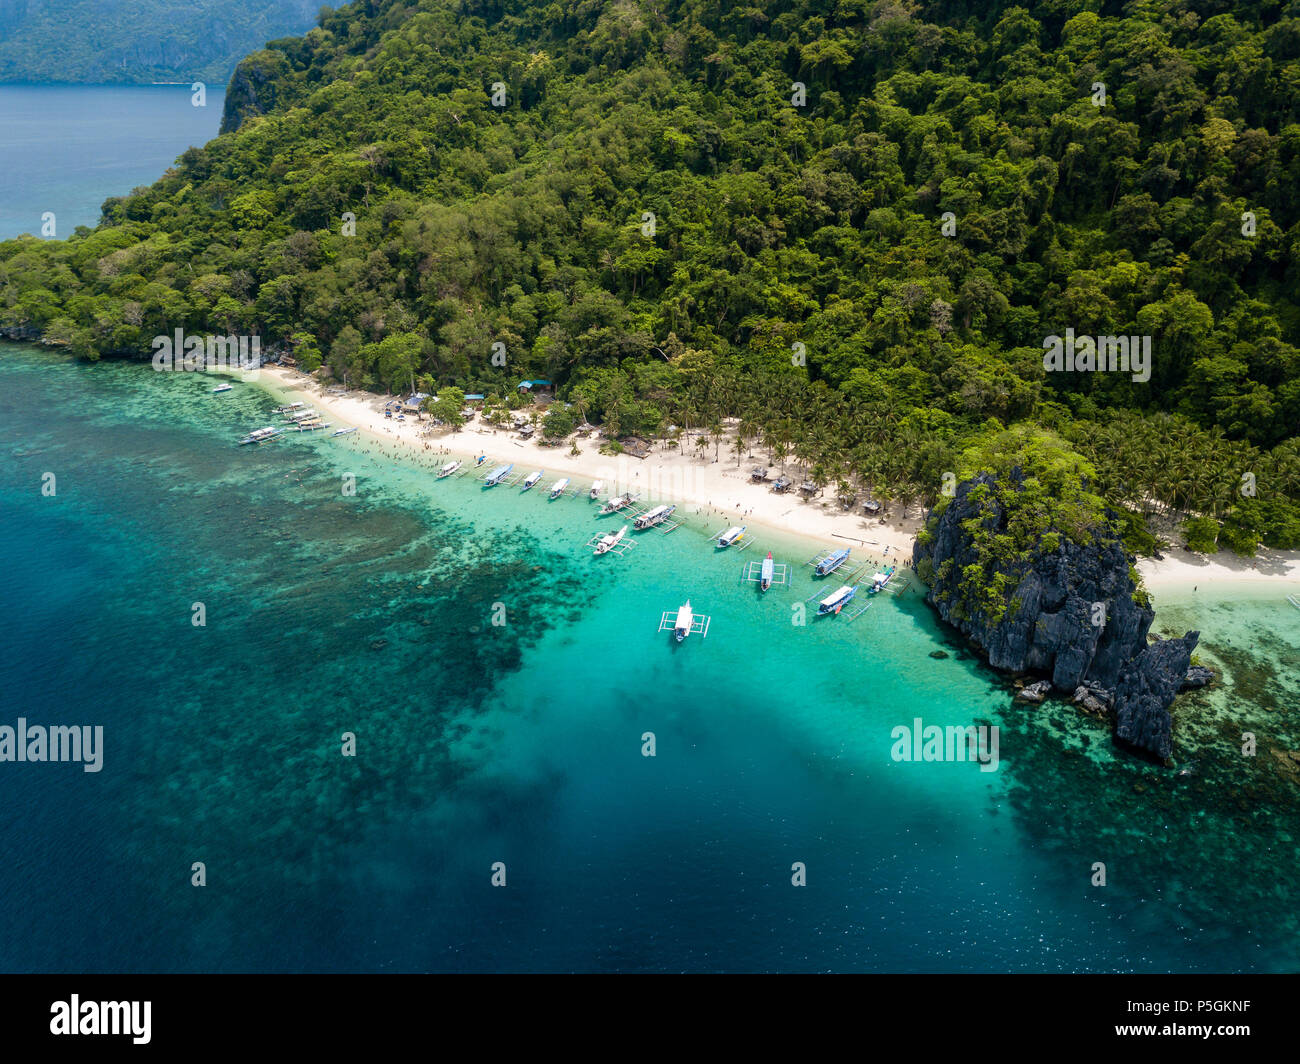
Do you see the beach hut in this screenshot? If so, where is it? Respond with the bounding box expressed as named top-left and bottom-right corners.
top-left (799, 481), bottom-right (818, 496)
top-left (750, 466), bottom-right (769, 482)
top-left (517, 379), bottom-right (554, 396)
top-left (772, 476), bottom-right (793, 493)
top-left (863, 499), bottom-right (882, 515)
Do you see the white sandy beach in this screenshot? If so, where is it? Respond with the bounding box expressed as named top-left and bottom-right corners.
top-left (256, 367), bottom-right (919, 563)
top-left (255, 366), bottom-right (1300, 594)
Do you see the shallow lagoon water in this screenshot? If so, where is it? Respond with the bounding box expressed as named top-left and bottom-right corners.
top-left (0, 344), bottom-right (1297, 972)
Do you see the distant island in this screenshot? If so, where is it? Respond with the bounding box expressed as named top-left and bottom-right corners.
top-left (0, 0), bottom-right (318, 85)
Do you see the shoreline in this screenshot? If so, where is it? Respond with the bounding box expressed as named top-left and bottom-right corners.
top-left (253, 366), bottom-right (921, 567)
top-left (249, 366), bottom-right (1300, 598)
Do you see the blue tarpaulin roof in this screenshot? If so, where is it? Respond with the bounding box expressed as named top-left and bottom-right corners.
top-left (517, 379), bottom-right (553, 389)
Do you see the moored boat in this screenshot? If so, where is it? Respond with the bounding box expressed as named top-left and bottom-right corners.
top-left (818, 584), bottom-right (857, 615)
top-left (673, 600), bottom-right (694, 642)
top-left (483, 463), bottom-right (513, 486)
top-left (238, 426), bottom-right (283, 445)
top-left (815, 548), bottom-right (850, 576)
top-left (589, 480), bottom-right (605, 500)
top-left (437, 459), bottom-right (461, 478)
top-left (211, 383), bottom-right (232, 394)
top-left (634, 504), bottom-right (676, 530)
top-left (717, 525), bottom-right (746, 548)
top-left (869, 565), bottom-right (896, 594)
top-left (594, 524), bottom-right (629, 555)
top-left (331, 427), bottom-right (358, 437)
top-left (549, 477), bottom-right (570, 499)
top-left (599, 490), bottom-right (638, 514)
top-left (760, 552), bottom-right (775, 591)
top-left (522, 470), bottom-right (544, 490)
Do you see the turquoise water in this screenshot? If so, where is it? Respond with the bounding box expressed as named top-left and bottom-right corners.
top-left (1, 343), bottom-right (1297, 972)
top-left (0, 85), bottom-right (224, 239)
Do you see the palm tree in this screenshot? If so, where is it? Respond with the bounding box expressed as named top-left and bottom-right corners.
top-left (772, 440), bottom-right (789, 474)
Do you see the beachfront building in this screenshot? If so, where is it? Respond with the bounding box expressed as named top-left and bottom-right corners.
top-left (517, 379), bottom-right (554, 397)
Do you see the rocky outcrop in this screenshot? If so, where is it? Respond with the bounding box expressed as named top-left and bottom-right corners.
top-left (915, 472), bottom-right (1205, 761)
top-left (1114, 634), bottom-right (1199, 760)
top-left (1015, 680), bottom-right (1052, 703)
top-left (220, 50), bottom-right (292, 134)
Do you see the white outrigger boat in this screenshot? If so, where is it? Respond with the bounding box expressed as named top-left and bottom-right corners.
top-left (589, 480), bottom-right (605, 500)
top-left (331, 426), bottom-right (358, 437)
top-left (672, 601), bottom-right (695, 642)
top-left (522, 470), bottom-right (544, 491)
top-left (211, 382), bottom-right (232, 394)
top-left (818, 584), bottom-right (858, 615)
top-left (437, 459), bottom-right (462, 478)
top-left (760, 552), bottom-right (775, 591)
top-left (274, 401), bottom-right (304, 414)
top-left (599, 490), bottom-right (638, 514)
top-left (594, 524), bottom-right (629, 556)
top-left (549, 477), bottom-right (570, 499)
top-left (635, 503), bottom-right (676, 530)
top-left (717, 525), bottom-right (746, 548)
top-left (483, 463), bottom-right (513, 486)
top-left (238, 426), bottom-right (283, 445)
top-left (285, 408), bottom-right (318, 422)
top-left (658, 599), bottom-right (711, 641)
top-left (869, 565), bottom-right (897, 594)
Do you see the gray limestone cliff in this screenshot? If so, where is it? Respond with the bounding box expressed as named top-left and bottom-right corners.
top-left (913, 472), bottom-right (1202, 760)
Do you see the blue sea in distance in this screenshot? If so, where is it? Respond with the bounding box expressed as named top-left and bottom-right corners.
top-left (0, 343), bottom-right (1297, 973)
top-left (0, 85), bottom-right (225, 240)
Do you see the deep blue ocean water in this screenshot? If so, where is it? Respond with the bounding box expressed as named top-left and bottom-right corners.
top-left (0, 85), bottom-right (225, 240)
top-left (1, 345), bottom-right (1297, 972)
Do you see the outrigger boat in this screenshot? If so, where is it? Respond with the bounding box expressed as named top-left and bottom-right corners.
top-left (599, 491), bottom-right (638, 514)
top-left (717, 525), bottom-right (746, 548)
top-left (285, 408), bottom-right (318, 422)
top-left (437, 459), bottom-right (461, 478)
top-left (274, 402), bottom-right (304, 414)
top-left (331, 426), bottom-right (358, 437)
top-left (238, 426), bottom-right (283, 445)
top-left (672, 601), bottom-right (695, 643)
top-left (211, 383), bottom-right (232, 394)
top-left (869, 565), bottom-right (897, 594)
top-left (635, 504), bottom-right (676, 530)
top-left (549, 478), bottom-right (570, 499)
top-left (522, 471), bottom-right (544, 491)
top-left (483, 463), bottom-right (513, 486)
top-left (589, 480), bottom-right (605, 500)
top-left (815, 548), bottom-right (850, 576)
top-left (760, 552), bottom-right (775, 591)
top-left (818, 584), bottom-right (858, 615)
top-left (594, 524), bottom-right (629, 556)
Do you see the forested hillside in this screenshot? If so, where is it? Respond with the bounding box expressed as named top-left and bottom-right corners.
top-left (0, 0), bottom-right (317, 84)
top-left (3, 0), bottom-right (1299, 552)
